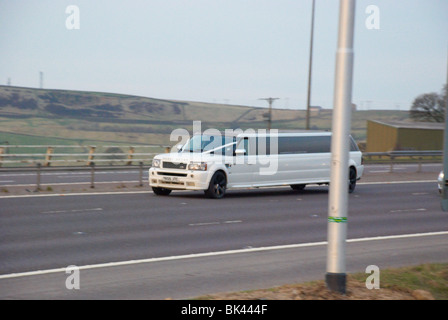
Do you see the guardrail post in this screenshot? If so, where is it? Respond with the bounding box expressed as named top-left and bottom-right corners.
top-left (418, 157), bottom-right (422, 173)
top-left (0, 147), bottom-right (4, 168)
top-left (389, 155), bottom-right (394, 173)
top-left (44, 147), bottom-right (54, 167)
top-left (87, 146), bottom-right (96, 166)
top-left (35, 163), bottom-right (42, 192)
top-left (90, 162), bottom-right (95, 188)
top-left (139, 161), bottom-right (143, 187)
top-left (127, 147), bottom-right (135, 165)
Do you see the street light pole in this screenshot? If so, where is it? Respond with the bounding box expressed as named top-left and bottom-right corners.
top-left (306, 0), bottom-right (316, 130)
top-left (326, 0), bottom-right (356, 294)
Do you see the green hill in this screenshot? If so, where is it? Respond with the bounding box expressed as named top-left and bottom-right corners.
top-left (0, 85), bottom-right (411, 148)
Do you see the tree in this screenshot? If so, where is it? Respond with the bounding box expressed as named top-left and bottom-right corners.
top-left (410, 84), bottom-right (447, 122)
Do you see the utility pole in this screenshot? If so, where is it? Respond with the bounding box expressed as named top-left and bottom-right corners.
top-left (39, 71), bottom-right (43, 89)
top-left (259, 97), bottom-right (279, 130)
top-left (305, 0), bottom-right (316, 130)
top-left (326, 0), bottom-right (356, 295)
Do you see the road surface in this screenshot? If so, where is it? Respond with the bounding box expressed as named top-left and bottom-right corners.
top-left (0, 167), bottom-right (447, 299)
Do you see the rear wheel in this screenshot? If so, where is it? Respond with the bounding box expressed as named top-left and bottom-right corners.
top-left (152, 187), bottom-right (172, 196)
top-left (205, 171), bottom-right (227, 199)
top-left (349, 167), bottom-right (357, 193)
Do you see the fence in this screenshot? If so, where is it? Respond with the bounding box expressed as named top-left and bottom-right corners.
top-left (0, 144), bottom-right (171, 167)
top-left (0, 146), bottom-right (442, 168)
top-left (362, 150), bottom-right (442, 173)
top-left (0, 146), bottom-right (442, 191)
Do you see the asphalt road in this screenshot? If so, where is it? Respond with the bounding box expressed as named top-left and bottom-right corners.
top-left (1, 173), bottom-right (447, 299)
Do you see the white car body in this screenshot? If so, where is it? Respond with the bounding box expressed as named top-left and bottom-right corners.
top-left (149, 131), bottom-right (364, 198)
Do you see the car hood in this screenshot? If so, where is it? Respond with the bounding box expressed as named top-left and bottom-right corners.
top-left (154, 152), bottom-right (215, 163)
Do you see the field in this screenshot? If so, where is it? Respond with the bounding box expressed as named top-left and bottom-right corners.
top-left (0, 85), bottom-right (412, 148)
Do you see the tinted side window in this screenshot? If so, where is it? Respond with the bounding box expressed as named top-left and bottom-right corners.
top-left (302, 136), bottom-right (331, 153)
top-left (277, 136), bottom-right (331, 154)
top-left (349, 136), bottom-right (360, 151)
top-left (247, 135), bottom-right (356, 155)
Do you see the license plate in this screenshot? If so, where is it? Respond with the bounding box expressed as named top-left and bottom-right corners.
top-left (162, 176), bottom-right (178, 182)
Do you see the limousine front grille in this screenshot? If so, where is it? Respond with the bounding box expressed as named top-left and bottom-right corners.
top-left (157, 172), bottom-right (188, 177)
top-left (163, 161), bottom-right (187, 169)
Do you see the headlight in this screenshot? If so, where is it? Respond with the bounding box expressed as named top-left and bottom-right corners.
top-left (188, 162), bottom-right (207, 171)
top-left (152, 159), bottom-right (161, 168)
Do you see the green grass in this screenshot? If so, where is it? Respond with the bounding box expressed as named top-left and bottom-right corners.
top-left (0, 131), bottom-right (78, 146)
top-left (351, 263), bottom-right (448, 300)
top-left (197, 263), bottom-right (448, 300)
top-left (1, 85), bottom-right (414, 149)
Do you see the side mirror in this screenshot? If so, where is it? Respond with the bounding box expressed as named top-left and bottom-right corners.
top-left (235, 149), bottom-right (246, 156)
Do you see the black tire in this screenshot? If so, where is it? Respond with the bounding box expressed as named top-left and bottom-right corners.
top-left (152, 187), bottom-right (172, 196)
top-left (290, 184), bottom-right (306, 191)
top-left (205, 171), bottom-right (227, 199)
top-left (349, 167), bottom-right (357, 193)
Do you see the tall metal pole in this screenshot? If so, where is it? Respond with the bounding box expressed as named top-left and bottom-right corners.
top-left (305, 0), bottom-right (316, 130)
top-left (326, 0), bottom-right (356, 294)
top-left (441, 51), bottom-right (448, 211)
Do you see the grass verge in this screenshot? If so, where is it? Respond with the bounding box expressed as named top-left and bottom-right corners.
top-left (197, 263), bottom-right (448, 300)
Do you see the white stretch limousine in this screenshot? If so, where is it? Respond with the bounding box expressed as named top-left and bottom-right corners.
top-left (149, 131), bottom-right (364, 199)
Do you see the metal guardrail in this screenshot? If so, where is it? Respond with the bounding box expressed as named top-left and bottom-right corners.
top-left (0, 144), bottom-right (171, 167)
top-left (0, 163), bottom-right (151, 191)
top-left (363, 150), bottom-right (442, 173)
top-left (0, 147), bottom-right (442, 191)
top-left (0, 144), bottom-right (173, 191)
top-left (0, 146), bottom-right (441, 168)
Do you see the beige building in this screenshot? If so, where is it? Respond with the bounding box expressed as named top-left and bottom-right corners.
top-left (366, 120), bottom-right (444, 152)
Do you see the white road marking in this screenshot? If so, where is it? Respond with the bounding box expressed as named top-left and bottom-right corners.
top-left (0, 190), bottom-right (153, 199)
top-left (41, 208), bottom-right (103, 214)
top-left (189, 220), bottom-right (242, 227)
top-left (189, 222), bottom-right (221, 226)
top-left (0, 180), bottom-right (140, 187)
top-left (389, 208), bottom-right (427, 213)
top-left (358, 180), bottom-right (435, 185)
top-left (0, 231), bottom-right (447, 280)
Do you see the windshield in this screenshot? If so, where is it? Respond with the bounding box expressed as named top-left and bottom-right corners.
top-left (182, 134), bottom-right (236, 155)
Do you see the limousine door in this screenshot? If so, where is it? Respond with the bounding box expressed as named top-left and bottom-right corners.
top-left (227, 137), bottom-right (257, 187)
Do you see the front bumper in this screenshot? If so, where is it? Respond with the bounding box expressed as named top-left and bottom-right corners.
top-left (149, 168), bottom-right (210, 190)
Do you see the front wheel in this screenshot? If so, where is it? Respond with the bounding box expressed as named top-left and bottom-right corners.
top-left (349, 167), bottom-right (357, 193)
top-left (204, 171), bottom-right (227, 199)
top-left (152, 187), bottom-right (172, 196)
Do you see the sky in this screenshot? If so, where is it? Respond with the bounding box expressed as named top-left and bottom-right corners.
top-left (0, 0), bottom-right (447, 111)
